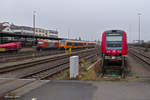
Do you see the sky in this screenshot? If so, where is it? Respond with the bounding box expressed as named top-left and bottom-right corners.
top-left (0, 0), bottom-right (149, 42)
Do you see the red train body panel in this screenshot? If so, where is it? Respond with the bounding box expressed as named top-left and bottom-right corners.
top-left (101, 30), bottom-right (128, 61)
top-left (0, 42), bottom-right (21, 52)
top-left (37, 40), bottom-right (59, 50)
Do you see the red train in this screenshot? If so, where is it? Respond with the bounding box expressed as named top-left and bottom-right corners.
top-left (100, 30), bottom-right (128, 77)
top-left (101, 30), bottom-right (128, 61)
top-left (36, 40), bottom-right (59, 50)
top-left (0, 42), bottom-right (21, 52)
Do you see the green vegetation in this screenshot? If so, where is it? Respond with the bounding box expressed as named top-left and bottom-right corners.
top-left (50, 70), bottom-right (70, 80)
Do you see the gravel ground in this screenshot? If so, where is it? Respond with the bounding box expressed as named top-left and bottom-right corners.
top-left (128, 54), bottom-right (150, 77)
top-left (17, 80), bottom-right (150, 100)
top-left (20, 47), bottom-right (35, 52)
top-left (0, 58), bottom-right (68, 78)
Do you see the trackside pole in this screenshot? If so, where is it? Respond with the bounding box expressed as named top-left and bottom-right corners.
top-left (121, 56), bottom-right (127, 78)
top-left (100, 56), bottom-right (105, 77)
top-left (65, 48), bottom-right (68, 54)
top-left (70, 56), bottom-right (79, 79)
top-left (69, 47), bottom-right (72, 53)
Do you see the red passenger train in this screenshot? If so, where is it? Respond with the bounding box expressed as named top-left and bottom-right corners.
top-left (100, 30), bottom-right (128, 77)
top-left (101, 30), bottom-right (128, 62)
top-left (0, 42), bottom-right (21, 52)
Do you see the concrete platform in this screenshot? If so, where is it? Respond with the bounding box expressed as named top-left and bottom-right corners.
top-left (17, 80), bottom-right (150, 100)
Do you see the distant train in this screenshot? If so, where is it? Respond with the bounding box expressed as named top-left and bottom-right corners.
top-left (0, 42), bottom-right (21, 52)
top-left (101, 30), bottom-right (128, 62)
top-left (36, 40), bottom-right (97, 50)
top-left (37, 40), bottom-right (59, 50)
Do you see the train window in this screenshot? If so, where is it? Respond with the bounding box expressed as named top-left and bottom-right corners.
top-left (79, 43), bottom-right (83, 46)
top-left (74, 43), bottom-right (78, 46)
top-left (75, 43), bottom-right (79, 46)
top-left (88, 43), bottom-right (93, 45)
top-left (67, 42), bottom-right (72, 46)
top-left (107, 44), bottom-right (122, 47)
top-left (106, 41), bottom-right (122, 48)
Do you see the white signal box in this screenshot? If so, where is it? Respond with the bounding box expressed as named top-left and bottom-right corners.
top-left (70, 56), bottom-right (79, 78)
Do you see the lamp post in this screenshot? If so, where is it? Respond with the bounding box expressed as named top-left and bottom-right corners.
top-left (138, 13), bottom-right (142, 44)
top-left (68, 29), bottom-right (70, 39)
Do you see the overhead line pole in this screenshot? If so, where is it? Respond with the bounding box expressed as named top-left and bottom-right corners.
top-left (68, 29), bottom-right (70, 40)
top-left (33, 11), bottom-right (36, 45)
top-left (138, 13), bottom-right (141, 44)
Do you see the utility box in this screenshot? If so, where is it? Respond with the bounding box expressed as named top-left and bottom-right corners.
top-left (70, 56), bottom-right (79, 78)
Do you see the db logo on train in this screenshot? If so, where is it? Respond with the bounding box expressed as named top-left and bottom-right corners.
top-left (113, 50), bottom-right (116, 53)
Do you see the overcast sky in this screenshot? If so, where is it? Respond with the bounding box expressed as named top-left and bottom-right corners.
top-left (0, 0), bottom-right (149, 42)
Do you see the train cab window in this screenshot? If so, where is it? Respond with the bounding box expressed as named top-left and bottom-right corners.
top-left (60, 41), bottom-right (65, 45)
top-left (107, 43), bottom-right (122, 47)
top-left (106, 35), bottom-right (123, 49)
top-left (38, 41), bottom-right (43, 44)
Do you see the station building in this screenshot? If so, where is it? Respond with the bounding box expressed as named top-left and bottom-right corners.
top-left (0, 22), bottom-right (58, 39)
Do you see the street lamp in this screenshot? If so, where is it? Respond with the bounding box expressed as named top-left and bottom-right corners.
top-left (138, 13), bottom-right (142, 44)
top-left (68, 29), bottom-right (70, 39)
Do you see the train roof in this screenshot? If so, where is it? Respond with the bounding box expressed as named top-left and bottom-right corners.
top-left (104, 30), bottom-right (126, 33)
top-left (65, 40), bottom-right (86, 43)
top-left (65, 40), bottom-right (96, 43)
top-left (0, 43), bottom-right (20, 47)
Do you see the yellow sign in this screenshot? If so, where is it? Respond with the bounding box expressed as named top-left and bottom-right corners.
top-left (108, 33), bottom-right (120, 36)
top-left (0, 48), bottom-right (6, 52)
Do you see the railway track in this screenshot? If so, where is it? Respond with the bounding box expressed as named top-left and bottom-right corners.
top-left (0, 48), bottom-right (97, 74)
top-left (129, 47), bottom-right (150, 66)
top-left (0, 50), bottom-right (65, 63)
top-left (23, 52), bottom-right (97, 79)
top-left (0, 48), bottom-right (92, 63)
top-left (0, 48), bottom-right (98, 99)
top-left (99, 62), bottom-right (128, 78)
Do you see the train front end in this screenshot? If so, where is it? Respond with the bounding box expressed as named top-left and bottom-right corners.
top-left (101, 30), bottom-right (128, 62)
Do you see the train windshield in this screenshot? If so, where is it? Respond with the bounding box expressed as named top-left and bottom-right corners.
top-left (106, 36), bottom-right (123, 49)
top-left (38, 41), bottom-right (43, 44)
top-left (60, 40), bottom-right (65, 45)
